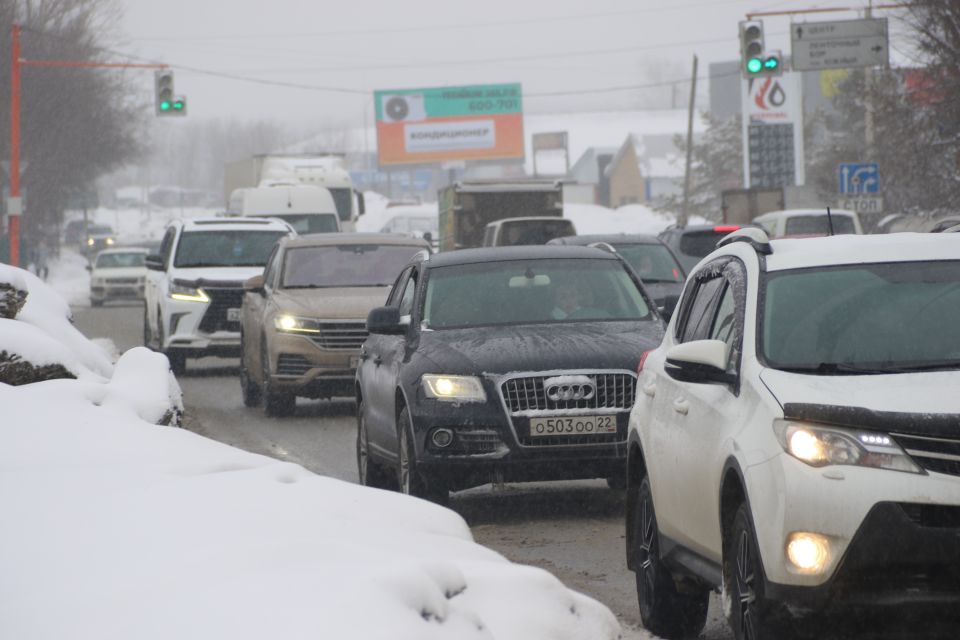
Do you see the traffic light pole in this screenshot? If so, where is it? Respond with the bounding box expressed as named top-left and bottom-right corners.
top-left (7, 23), bottom-right (166, 267)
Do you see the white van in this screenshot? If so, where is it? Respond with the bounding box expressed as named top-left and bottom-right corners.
top-left (752, 208), bottom-right (863, 238)
top-left (228, 185), bottom-right (341, 235)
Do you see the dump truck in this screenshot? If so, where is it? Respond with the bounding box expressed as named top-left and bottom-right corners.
top-left (437, 181), bottom-right (564, 252)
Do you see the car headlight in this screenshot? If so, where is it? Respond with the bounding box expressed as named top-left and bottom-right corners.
top-left (168, 282), bottom-right (210, 303)
top-left (86, 238), bottom-right (95, 246)
top-left (273, 314), bottom-right (321, 334)
top-left (773, 419), bottom-right (923, 474)
top-left (421, 374), bottom-right (486, 403)
top-left (105, 237), bottom-right (115, 245)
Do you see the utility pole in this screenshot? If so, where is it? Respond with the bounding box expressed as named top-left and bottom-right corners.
top-left (864, 1), bottom-right (875, 157)
top-left (680, 55), bottom-right (699, 229)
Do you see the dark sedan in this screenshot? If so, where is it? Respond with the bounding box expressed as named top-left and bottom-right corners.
top-left (355, 245), bottom-right (665, 504)
top-left (548, 234), bottom-right (686, 312)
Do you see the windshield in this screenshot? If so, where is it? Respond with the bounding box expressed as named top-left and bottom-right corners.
top-left (423, 258), bottom-right (651, 329)
top-left (614, 244), bottom-right (684, 283)
top-left (87, 225), bottom-right (113, 235)
top-left (761, 261), bottom-right (960, 372)
top-left (783, 215), bottom-right (856, 236)
top-left (95, 252), bottom-right (145, 268)
top-left (268, 214), bottom-right (338, 234)
top-left (328, 188), bottom-right (352, 222)
top-left (497, 220), bottom-right (574, 246)
top-left (282, 245), bottom-right (422, 288)
top-left (174, 230), bottom-right (287, 268)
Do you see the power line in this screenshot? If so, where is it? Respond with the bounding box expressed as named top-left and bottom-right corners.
top-left (526, 69), bottom-right (742, 97)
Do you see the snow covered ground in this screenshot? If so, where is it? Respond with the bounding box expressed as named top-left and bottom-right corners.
top-left (1, 263), bottom-right (626, 640)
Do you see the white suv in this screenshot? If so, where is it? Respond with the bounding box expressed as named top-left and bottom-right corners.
top-left (144, 217), bottom-right (293, 374)
top-left (625, 229), bottom-right (960, 639)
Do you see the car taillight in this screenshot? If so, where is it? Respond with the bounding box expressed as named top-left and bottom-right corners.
top-left (713, 225), bottom-right (740, 233)
top-left (637, 350), bottom-right (651, 376)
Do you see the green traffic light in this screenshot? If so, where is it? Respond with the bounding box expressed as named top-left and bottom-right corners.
top-left (764, 57), bottom-right (780, 70)
top-left (159, 101), bottom-right (171, 111)
top-left (746, 58), bottom-right (763, 74)
top-left (173, 101), bottom-right (183, 110)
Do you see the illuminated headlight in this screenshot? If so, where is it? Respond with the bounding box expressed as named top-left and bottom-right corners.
top-left (773, 419), bottom-right (922, 474)
top-left (168, 282), bottom-right (209, 303)
top-left (105, 237), bottom-right (115, 245)
top-left (422, 374), bottom-right (486, 403)
top-left (273, 314), bottom-right (321, 334)
top-left (86, 238), bottom-right (95, 246)
top-left (786, 532), bottom-right (831, 574)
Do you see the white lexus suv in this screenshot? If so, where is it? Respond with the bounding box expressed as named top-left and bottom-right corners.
top-left (144, 217), bottom-right (294, 374)
top-left (625, 229), bottom-right (960, 639)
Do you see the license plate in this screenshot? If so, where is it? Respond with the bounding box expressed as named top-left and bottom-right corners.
top-left (349, 356), bottom-right (360, 369)
top-left (226, 308), bottom-right (241, 322)
top-left (529, 415), bottom-right (617, 437)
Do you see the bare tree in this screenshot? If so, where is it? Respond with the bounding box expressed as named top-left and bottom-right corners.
top-left (0, 0), bottom-right (143, 246)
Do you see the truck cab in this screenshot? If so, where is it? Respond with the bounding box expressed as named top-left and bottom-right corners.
top-left (482, 217), bottom-right (577, 246)
top-left (228, 185), bottom-right (341, 235)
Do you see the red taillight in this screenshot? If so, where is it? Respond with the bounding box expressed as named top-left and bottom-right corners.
top-left (713, 225), bottom-right (741, 233)
top-left (637, 350), bottom-right (651, 376)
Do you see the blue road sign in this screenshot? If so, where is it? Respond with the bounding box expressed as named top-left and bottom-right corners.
top-left (839, 163), bottom-right (880, 195)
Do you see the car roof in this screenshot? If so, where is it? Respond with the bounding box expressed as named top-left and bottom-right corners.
top-left (487, 217), bottom-right (571, 227)
top-left (180, 217), bottom-right (292, 232)
top-left (548, 234), bottom-right (662, 245)
top-left (662, 223), bottom-right (744, 234)
top-left (279, 232), bottom-right (431, 249)
top-left (713, 232), bottom-right (960, 272)
top-left (425, 245), bottom-right (617, 268)
top-left (754, 209), bottom-right (857, 220)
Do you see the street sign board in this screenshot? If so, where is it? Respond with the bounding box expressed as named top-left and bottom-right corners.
top-left (838, 162), bottom-right (880, 194)
top-left (791, 18), bottom-right (888, 71)
top-left (837, 196), bottom-right (884, 214)
top-left (374, 83), bottom-right (524, 166)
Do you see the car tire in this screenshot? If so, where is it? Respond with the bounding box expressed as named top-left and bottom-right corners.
top-left (262, 341), bottom-right (295, 417)
top-left (356, 400), bottom-right (396, 490)
top-left (143, 307), bottom-right (153, 348)
top-left (606, 473), bottom-right (627, 490)
top-left (157, 318), bottom-right (186, 376)
top-left (633, 476), bottom-right (709, 639)
top-left (397, 407), bottom-right (448, 506)
top-left (725, 503), bottom-right (794, 640)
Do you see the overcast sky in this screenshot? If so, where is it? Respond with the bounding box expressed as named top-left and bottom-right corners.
top-left (116, 0), bottom-right (913, 127)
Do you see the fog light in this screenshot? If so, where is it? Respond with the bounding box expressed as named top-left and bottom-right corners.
top-left (786, 532), bottom-right (830, 574)
top-left (431, 428), bottom-right (454, 448)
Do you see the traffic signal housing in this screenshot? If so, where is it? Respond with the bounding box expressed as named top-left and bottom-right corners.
top-left (154, 70), bottom-right (187, 116)
top-left (739, 21), bottom-right (783, 77)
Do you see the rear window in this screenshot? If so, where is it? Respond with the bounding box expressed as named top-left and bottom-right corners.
top-left (784, 215), bottom-right (856, 236)
top-left (614, 244), bottom-right (684, 283)
top-left (678, 230), bottom-right (729, 258)
top-left (498, 220), bottom-right (575, 246)
top-left (269, 214), bottom-right (338, 235)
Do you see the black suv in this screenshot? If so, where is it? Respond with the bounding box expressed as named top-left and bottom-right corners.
top-left (354, 245), bottom-right (665, 504)
top-left (658, 224), bottom-right (743, 272)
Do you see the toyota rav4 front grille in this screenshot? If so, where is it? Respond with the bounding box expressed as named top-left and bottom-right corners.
top-left (892, 432), bottom-right (960, 478)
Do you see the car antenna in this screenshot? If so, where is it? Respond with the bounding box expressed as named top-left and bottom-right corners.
top-left (826, 206), bottom-right (836, 236)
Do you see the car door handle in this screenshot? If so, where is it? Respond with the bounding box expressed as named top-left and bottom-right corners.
top-left (673, 398), bottom-right (689, 415)
top-left (642, 382), bottom-right (657, 398)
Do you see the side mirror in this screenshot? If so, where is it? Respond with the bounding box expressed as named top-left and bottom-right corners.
top-left (658, 294), bottom-right (680, 322)
top-left (145, 254), bottom-right (164, 271)
top-left (664, 339), bottom-right (736, 385)
top-left (244, 274), bottom-right (265, 296)
top-left (367, 306), bottom-right (406, 335)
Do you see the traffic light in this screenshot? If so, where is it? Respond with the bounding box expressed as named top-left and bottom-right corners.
top-left (739, 20), bottom-right (783, 77)
top-left (740, 20), bottom-right (765, 76)
top-left (154, 70), bottom-right (187, 116)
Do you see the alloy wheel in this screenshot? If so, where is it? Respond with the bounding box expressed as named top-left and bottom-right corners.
top-left (736, 529), bottom-right (758, 640)
top-left (638, 488), bottom-right (657, 611)
top-left (357, 414), bottom-right (370, 484)
top-left (398, 427), bottom-right (412, 494)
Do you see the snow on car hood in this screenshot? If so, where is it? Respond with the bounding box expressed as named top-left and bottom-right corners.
top-left (760, 368), bottom-right (960, 416)
top-left (271, 286), bottom-right (391, 320)
top-left (418, 320), bottom-right (662, 376)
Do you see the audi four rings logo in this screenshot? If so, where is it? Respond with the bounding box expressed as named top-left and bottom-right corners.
top-left (546, 383), bottom-right (596, 402)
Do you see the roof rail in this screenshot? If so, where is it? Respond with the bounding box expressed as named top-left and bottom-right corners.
top-left (717, 227), bottom-right (772, 255)
top-left (414, 248), bottom-right (432, 262)
top-left (587, 241), bottom-right (618, 254)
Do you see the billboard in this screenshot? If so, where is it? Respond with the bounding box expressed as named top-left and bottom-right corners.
top-left (374, 84), bottom-right (524, 167)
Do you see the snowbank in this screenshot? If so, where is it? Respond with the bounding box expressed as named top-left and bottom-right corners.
top-left (0, 375), bottom-right (621, 640)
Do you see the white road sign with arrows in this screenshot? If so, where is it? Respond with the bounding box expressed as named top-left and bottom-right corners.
top-left (791, 18), bottom-right (888, 71)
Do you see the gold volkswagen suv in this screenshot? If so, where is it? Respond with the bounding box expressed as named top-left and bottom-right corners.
top-left (239, 233), bottom-right (430, 416)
